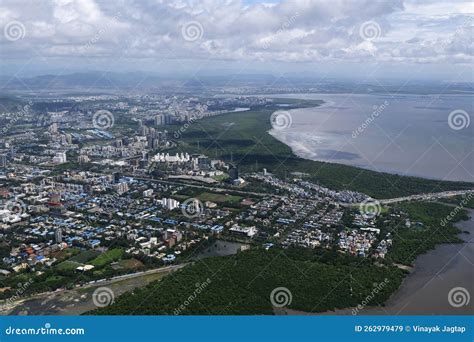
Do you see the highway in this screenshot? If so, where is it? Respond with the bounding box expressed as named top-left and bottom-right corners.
top-left (123, 173), bottom-right (473, 206)
top-left (378, 189), bottom-right (474, 205)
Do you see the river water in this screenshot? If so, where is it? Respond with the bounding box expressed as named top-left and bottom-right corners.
top-left (311, 208), bottom-right (474, 315)
top-left (195, 240), bottom-right (248, 260)
top-left (268, 93), bottom-right (473, 182)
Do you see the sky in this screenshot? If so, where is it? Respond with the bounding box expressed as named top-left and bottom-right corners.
top-left (0, 0), bottom-right (472, 81)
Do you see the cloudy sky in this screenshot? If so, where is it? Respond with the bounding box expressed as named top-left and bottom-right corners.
top-left (0, 0), bottom-right (472, 80)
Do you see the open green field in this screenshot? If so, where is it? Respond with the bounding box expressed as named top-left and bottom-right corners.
top-left (170, 105), bottom-right (473, 199)
top-left (198, 192), bottom-right (242, 204)
top-left (69, 250), bottom-right (101, 263)
top-left (56, 260), bottom-right (82, 271)
top-left (90, 248), bottom-right (124, 267)
top-left (51, 247), bottom-right (80, 261)
top-left (173, 189), bottom-right (244, 206)
top-left (118, 258), bottom-right (144, 270)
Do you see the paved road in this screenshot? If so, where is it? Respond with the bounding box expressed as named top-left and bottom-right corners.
top-left (340, 189), bottom-right (473, 207)
top-left (127, 174), bottom-right (275, 198)
top-left (81, 263), bottom-right (187, 288)
top-left (378, 189), bottom-right (474, 205)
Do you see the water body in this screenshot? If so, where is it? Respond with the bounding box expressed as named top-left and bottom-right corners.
top-left (230, 107), bottom-right (250, 112)
top-left (369, 208), bottom-right (474, 315)
top-left (195, 240), bottom-right (248, 260)
top-left (296, 208), bottom-right (474, 316)
top-left (268, 93), bottom-right (473, 182)
top-left (1, 268), bottom-right (175, 316)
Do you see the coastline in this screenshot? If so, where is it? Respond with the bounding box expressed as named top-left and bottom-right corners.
top-left (266, 93), bottom-right (473, 183)
top-left (283, 208), bottom-right (474, 316)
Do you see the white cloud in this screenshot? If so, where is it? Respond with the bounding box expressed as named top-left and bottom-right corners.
top-left (0, 0), bottom-right (472, 73)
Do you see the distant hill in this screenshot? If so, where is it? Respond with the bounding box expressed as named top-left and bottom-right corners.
top-left (0, 72), bottom-right (472, 94)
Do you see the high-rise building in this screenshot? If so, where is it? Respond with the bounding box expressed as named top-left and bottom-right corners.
top-left (161, 198), bottom-right (180, 210)
top-left (157, 131), bottom-right (168, 145)
top-left (147, 137), bottom-right (160, 149)
top-left (52, 151), bottom-right (67, 164)
top-left (155, 114), bottom-right (165, 126)
top-left (140, 125), bottom-right (149, 136)
top-left (143, 189), bottom-right (153, 197)
top-left (115, 182), bottom-right (129, 195)
top-left (164, 114), bottom-right (174, 125)
top-left (197, 155), bottom-right (210, 170)
top-left (78, 155), bottom-right (90, 164)
top-left (49, 123), bottom-right (58, 134)
top-left (0, 154), bottom-right (7, 168)
top-left (229, 164), bottom-right (239, 181)
top-left (55, 228), bottom-right (63, 243)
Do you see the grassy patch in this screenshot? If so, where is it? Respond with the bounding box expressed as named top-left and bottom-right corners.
top-left (51, 247), bottom-right (80, 261)
top-left (90, 248), bottom-right (124, 267)
top-left (119, 258), bottom-right (144, 270)
top-left (198, 192), bottom-right (242, 204)
top-left (56, 260), bottom-right (82, 271)
top-left (69, 250), bottom-right (101, 263)
top-left (212, 174), bottom-right (229, 181)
